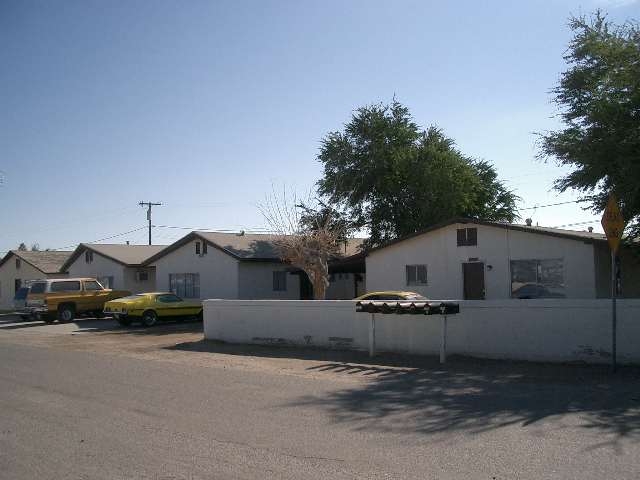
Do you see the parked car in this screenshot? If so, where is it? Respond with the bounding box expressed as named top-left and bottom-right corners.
top-left (103, 292), bottom-right (203, 327)
top-left (13, 286), bottom-right (32, 319)
top-left (355, 291), bottom-right (428, 301)
top-left (512, 283), bottom-right (565, 299)
top-left (26, 278), bottom-right (130, 323)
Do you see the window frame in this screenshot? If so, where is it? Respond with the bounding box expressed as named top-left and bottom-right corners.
top-left (50, 280), bottom-right (82, 293)
top-left (456, 227), bottom-right (478, 247)
top-left (195, 242), bottom-right (201, 255)
top-left (406, 264), bottom-right (428, 286)
top-left (510, 258), bottom-right (565, 299)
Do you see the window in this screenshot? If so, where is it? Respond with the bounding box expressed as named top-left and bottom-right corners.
top-left (83, 280), bottom-right (103, 291)
top-left (273, 271), bottom-right (287, 291)
top-left (98, 276), bottom-right (114, 289)
top-left (169, 273), bottom-right (200, 298)
top-left (195, 242), bottom-right (201, 255)
top-left (15, 258), bottom-right (21, 269)
top-left (510, 259), bottom-right (565, 298)
top-left (406, 265), bottom-right (428, 286)
top-left (202, 242), bottom-right (208, 254)
top-left (14, 279), bottom-right (22, 294)
top-left (457, 227), bottom-right (478, 246)
top-left (50, 281), bottom-right (81, 292)
top-left (85, 250), bottom-right (93, 263)
top-left (156, 294), bottom-right (182, 303)
top-left (30, 282), bottom-right (46, 294)
top-left (136, 271), bottom-right (149, 282)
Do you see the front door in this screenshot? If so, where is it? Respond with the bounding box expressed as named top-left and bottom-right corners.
top-left (463, 262), bottom-right (485, 300)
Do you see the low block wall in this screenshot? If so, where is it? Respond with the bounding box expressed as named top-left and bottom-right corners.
top-left (203, 299), bottom-right (640, 364)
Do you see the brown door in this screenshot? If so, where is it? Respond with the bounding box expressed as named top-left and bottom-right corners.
top-left (463, 262), bottom-right (485, 300)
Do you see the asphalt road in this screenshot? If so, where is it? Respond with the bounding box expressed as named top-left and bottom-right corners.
top-left (0, 315), bottom-right (639, 479)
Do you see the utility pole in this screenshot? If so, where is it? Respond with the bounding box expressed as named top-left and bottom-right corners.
top-left (139, 201), bottom-right (162, 245)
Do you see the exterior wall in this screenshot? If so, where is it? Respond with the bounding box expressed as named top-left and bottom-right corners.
top-left (66, 252), bottom-right (126, 291)
top-left (151, 240), bottom-right (239, 299)
top-left (123, 266), bottom-right (157, 294)
top-left (237, 262), bottom-right (300, 300)
top-left (366, 223), bottom-right (598, 299)
top-left (594, 243), bottom-right (640, 298)
top-left (0, 255), bottom-right (61, 309)
top-left (326, 273), bottom-right (360, 299)
top-left (204, 299), bottom-right (640, 364)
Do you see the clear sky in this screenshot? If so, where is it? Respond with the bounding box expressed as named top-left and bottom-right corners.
top-left (1, 0), bottom-right (638, 254)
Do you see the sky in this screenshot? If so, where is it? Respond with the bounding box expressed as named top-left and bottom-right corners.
top-left (1, 0), bottom-right (639, 254)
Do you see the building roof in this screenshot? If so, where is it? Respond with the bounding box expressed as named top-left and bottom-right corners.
top-left (367, 217), bottom-right (608, 254)
top-left (143, 231), bottom-right (366, 265)
top-left (0, 250), bottom-right (72, 274)
top-left (61, 243), bottom-right (166, 271)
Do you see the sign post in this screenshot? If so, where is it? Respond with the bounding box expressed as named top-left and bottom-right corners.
top-left (601, 194), bottom-right (625, 372)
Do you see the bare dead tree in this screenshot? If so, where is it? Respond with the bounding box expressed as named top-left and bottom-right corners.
top-left (259, 186), bottom-right (344, 300)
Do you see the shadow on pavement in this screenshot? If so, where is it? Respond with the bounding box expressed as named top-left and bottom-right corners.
top-left (170, 339), bottom-right (640, 448)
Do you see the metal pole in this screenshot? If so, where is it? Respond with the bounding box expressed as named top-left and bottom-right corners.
top-left (440, 315), bottom-right (447, 364)
top-left (611, 251), bottom-right (617, 372)
top-left (369, 313), bottom-right (376, 357)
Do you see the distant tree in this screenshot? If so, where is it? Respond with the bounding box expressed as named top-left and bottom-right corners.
top-left (17, 243), bottom-right (27, 251)
top-left (317, 100), bottom-right (518, 248)
top-left (30, 243), bottom-right (40, 251)
top-left (539, 12), bottom-right (640, 238)
top-left (259, 189), bottom-right (349, 300)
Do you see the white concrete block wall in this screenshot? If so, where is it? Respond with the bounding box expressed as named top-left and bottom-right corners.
top-left (204, 299), bottom-right (640, 364)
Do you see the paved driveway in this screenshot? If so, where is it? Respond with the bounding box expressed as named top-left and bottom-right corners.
top-left (0, 314), bottom-right (639, 479)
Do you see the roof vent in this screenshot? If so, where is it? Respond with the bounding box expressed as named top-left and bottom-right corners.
top-left (237, 230), bottom-right (245, 236)
top-left (525, 218), bottom-right (533, 227)
top-left (588, 226), bottom-right (594, 233)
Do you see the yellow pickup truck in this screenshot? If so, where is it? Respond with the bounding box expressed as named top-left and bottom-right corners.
top-left (26, 278), bottom-right (130, 323)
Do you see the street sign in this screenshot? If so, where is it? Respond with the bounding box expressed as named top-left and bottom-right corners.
top-left (600, 194), bottom-right (624, 252)
top-left (601, 194), bottom-right (625, 253)
top-left (600, 193), bottom-right (625, 373)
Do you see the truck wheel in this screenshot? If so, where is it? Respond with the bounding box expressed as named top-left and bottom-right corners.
top-left (141, 310), bottom-right (158, 327)
top-left (57, 305), bottom-right (75, 323)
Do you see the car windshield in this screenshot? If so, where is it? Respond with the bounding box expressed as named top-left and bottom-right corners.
top-left (403, 294), bottom-right (427, 300)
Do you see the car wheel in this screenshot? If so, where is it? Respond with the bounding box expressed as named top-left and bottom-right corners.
top-left (57, 305), bottom-right (75, 323)
top-left (141, 310), bottom-right (158, 327)
top-left (116, 316), bottom-right (132, 327)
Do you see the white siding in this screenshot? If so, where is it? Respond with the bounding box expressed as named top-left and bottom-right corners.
top-left (151, 241), bottom-right (239, 300)
top-left (0, 256), bottom-right (47, 309)
top-left (123, 266), bottom-right (157, 293)
top-left (237, 263), bottom-right (300, 299)
top-left (66, 252), bottom-right (127, 291)
top-left (366, 223), bottom-right (597, 299)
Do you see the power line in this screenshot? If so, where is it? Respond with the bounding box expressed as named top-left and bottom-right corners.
top-left (551, 219), bottom-right (600, 229)
top-left (153, 225), bottom-right (275, 233)
top-left (518, 199), bottom-right (590, 211)
top-left (49, 226), bottom-right (149, 251)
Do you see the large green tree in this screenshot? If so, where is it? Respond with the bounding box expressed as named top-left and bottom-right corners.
top-left (317, 100), bottom-right (518, 247)
top-left (539, 12), bottom-right (640, 238)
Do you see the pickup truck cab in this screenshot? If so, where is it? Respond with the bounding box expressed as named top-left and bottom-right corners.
top-left (26, 278), bottom-right (130, 323)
